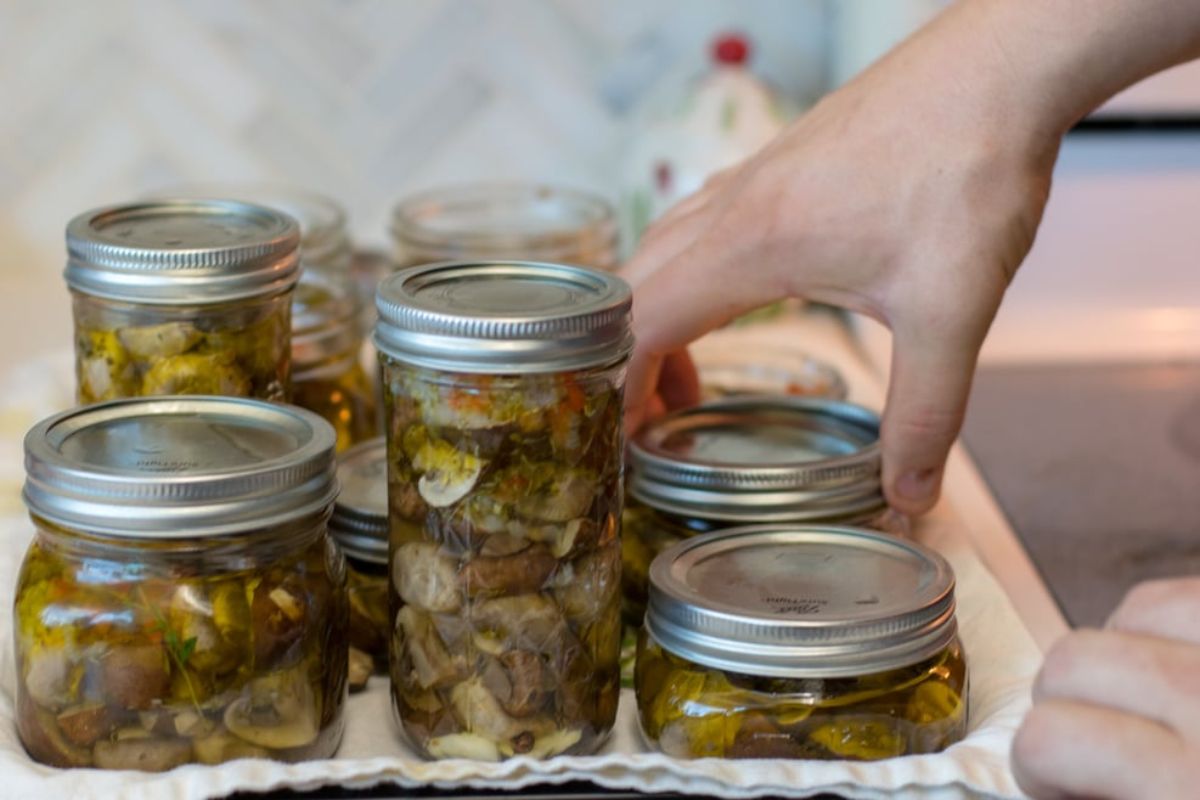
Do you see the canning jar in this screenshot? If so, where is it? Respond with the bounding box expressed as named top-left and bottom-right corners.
top-left (292, 273), bottom-right (378, 452)
top-left (375, 261), bottom-right (632, 761)
top-left (623, 396), bottom-right (907, 626)
top-left (636, 525), bottom-right (968, 760)
top-left (391, 184), bottom-right (618, 271)
top-left (14, 398), bottom-right (347, 770)
top-left (66, 199), bottom-right (300, 403)
top-left (330, 436), bottom-right (390, 684)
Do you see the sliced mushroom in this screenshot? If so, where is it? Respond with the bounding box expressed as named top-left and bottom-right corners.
top-left (458, 545), bottom-right (557, 598)
top-left (193, 730), bottom-right (270, 764)
top-left (410, 436), bottom-right (486, 508)
top-left (55, 703), bottom-right (113, 747)
top-left (396, 605), bottom-right (467, 690)
top-left (394, 542), bottom-right (462, 613)
top-left (514, 468), bottom-right (597, 522)
top-left (251, 580), bottom-right (307, 665)
top-left (390, 480), bottom-right (429, 522)
top-left (554, 544), bottom-right (621, 622)
top-left (93, 737), bottom-right (193, 771)
top-left (448, 677), bottom-right (554, 744)
top-left (23, 648), bottom-right (73, 710)
top-left (117, 321), bottom-right (202, 359)
top-left (16, 692), bottom-right (91, 767)
top-left (102, 644), bottom-right (169, 711)
top-left (223, 668), bottom-right (319, 750)
top-left (470, 595), bottom-right (566, 653)
top-left (498, 651), bottom-right (549, 718)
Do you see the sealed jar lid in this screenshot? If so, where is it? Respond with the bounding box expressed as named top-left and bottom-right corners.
top-left (645, 525), bottom-right (957, 678)
top-left (391, 183), bottom-right (617, 268)
top-left (23, 397), bottom-right (337, 538)
top-left (375, 260), bottom-right (633, 373)
top-left (65, 199), bottom-right (301, 304)
top-left (628, 396), bottom-right (884, 522)
top-left (330, 436), bottom-right (387, 564)
top-left (149, 184), bottom-right (351, 272)
top-left (292, 271), bottom-right (362, 373)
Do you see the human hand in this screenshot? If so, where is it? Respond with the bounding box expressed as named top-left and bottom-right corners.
top-left (621, 9), bottom-right (1060, 516)
top-left (1013, 577), bottom-right (1200, 799)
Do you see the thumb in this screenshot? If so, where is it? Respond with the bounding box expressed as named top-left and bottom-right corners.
top-left (881, 313), bottom-right (987, 516)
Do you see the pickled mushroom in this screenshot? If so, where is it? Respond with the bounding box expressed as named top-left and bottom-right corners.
top-left (554, 545), bottom-right (620, 622)
top-left (426, 732), bottom-right (501, 761)
top-left (141, 352), bottom-right (251, 396)
top-left (17, 692), bottom-right (91, 767)
top-left (118, 322), bottom-right (203, 359)
top-left (513, 468), bottom-right (596, 523)
top-left (458, 545), bottom-right (557, 598)
top-left (55, 703), bottom-right (112, 747)
top-left (470, 595), bottom-right (566, 652)
top-left (93, 737), bottom-right (193, 772)
top-left (526, 728), bottom-right (583, 759)
top-left (498, 650), bottom-right (549, 718)
top-left (449, 677), bottom-right (554, 744)
top-left (395, 542), bottom-right (462, 613)
top-left (396, 606), bottom-right (466, 689)
top-left (251, 581), bottom-right (307, 664)
top-left (193, 730), bottom-right (269, 764)
top-left (407, 432), bottom-right (485, 508)
top-left (223, 669), bottom-right (319, 750)
top-left (23, 648), bottom-right (74, 711)
top-left (348, 646), bottom-right (373, 693)
top-left (102, 645), bottom-right (170, 711)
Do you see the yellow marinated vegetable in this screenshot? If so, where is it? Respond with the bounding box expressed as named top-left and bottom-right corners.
top-left (635, 632), bottom-right (967, 760)
top-left (73, 293), bottom-right (290, 404)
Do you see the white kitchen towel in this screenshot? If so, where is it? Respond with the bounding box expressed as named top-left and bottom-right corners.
top-left (0, 315), bottom-right (1039, 800)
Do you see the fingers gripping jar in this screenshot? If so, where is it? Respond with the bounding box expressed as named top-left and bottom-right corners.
top-left (375, 261), bottom-right (632, 761)
top-left (623, 396), bottom-right (907, 626)
top-left (636, 525), bottom-right (968, 760)
top-left (66, 200), bottom-right (301, 403)
top-left (14, 398), bottom-right (347, 770)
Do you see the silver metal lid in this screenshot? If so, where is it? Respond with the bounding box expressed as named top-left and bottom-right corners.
top-left (645, 525), bottom-right (958, 678)
top-left (65, 199), bottom-right (301, 304)
top-left (292, 271), bottom-right (362, 373)
top-left (330, 436), bottom-right (388, 564)
top-left (23, 397), bottom-right (338, 538)
top-left (374, 261), bottom-right (633, 373)
top-left (148, 184), bottom-right (350, 272)
top-left (628, 396), bottom-right (884, 522)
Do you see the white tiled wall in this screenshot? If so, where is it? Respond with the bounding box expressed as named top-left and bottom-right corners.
top-left (0, 0), bottom-right (829, 280)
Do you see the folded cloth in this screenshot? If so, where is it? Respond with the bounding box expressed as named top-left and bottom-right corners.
top-left (0, 315), bottom-right (1038, 800)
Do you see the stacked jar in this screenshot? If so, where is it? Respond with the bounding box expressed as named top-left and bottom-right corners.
top-left (329, 436), bottom-right (391, 687)
top-left (622, 396), bottom-right (908, 627)
top-left (375, 261), bottom-right (632, 761)
top-left (66, 199), bottom-right (300, 403)
top-left (13, 398), bottom-right (348, 769)
top-left (390, 184), bottom-right (619, 271)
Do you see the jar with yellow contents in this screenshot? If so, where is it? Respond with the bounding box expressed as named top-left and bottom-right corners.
top-left (291, 273), bottom-right (378, 452)
top-left (636, 525), bottom-right (968, 760)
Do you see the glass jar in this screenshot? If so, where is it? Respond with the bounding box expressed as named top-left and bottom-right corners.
top-left (375, 261), bottom-right (632, 761)
top-left (14, 398), bottom-right (347, 770)
top-left (623, 396), bottom-right (908, 628)
top-left (66, 199), bottom-right (300, 403)
top-left (292, 273), bottom-right (378, 452)
top-left (330, 436), bottom-right (390, 683)
top-left (636, 525), bottom-right (968, 760)
top-left (390, 184), bottom-right (619, 271)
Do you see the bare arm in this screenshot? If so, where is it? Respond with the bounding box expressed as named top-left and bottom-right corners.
top-left (623, 0), bottom-right (1200, 515)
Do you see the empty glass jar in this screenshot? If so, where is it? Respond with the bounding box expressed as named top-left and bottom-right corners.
top-left (375, 261), bottom-right (632, 760)
top-left (14, 397), bottom-right (347, 770)
top-left (66, 199), bottom-right (300, 403)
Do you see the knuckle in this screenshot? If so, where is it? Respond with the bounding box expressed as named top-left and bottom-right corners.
top-left (1111, 577), bottom-right (1200, 628)
top-left (1011, 705), bottom-right (1060, 777)
top-left (1036, 631), bottom-right (1095, 697)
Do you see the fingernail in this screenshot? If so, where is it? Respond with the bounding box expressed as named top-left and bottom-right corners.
top-left (896, 468), bottom-right (939, 502)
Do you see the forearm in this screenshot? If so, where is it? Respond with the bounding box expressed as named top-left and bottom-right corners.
top-left (868, 0), bottom-right (1200, 149)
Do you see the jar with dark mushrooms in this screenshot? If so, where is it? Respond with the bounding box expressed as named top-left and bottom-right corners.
top-left (375, 261), bottom-right (631, 760)
top-left (13, 398), bottom-right (347, 770)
